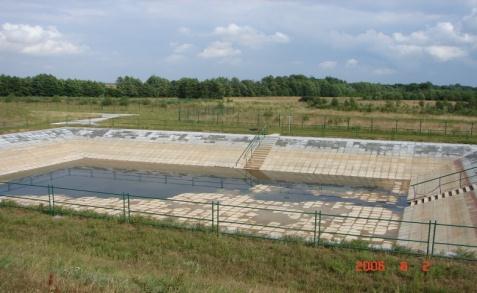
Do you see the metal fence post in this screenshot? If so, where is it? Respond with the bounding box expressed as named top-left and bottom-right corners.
top-left (127, 193), bottom-right (131, 222)
top-left (122, 192), bottom-right (126, 221)
top-left (426, 220), bottom-right (432, 256)
top-left (318, 211), bottom-right (322, 246)
top-left (51, 185), bottom-right (55, 216)
top-left (48, 185), bottom-right (52, 213)
top-left (313, 211), bottom-right (317, 246)
top-left (439, 177), bottom-right (442, 194)
top-left (211, 201), bottom-right (215, 230)
top-left (216, 201), bottom-right (220, 236)
top-left (431, 220), bottom-right (437, 256)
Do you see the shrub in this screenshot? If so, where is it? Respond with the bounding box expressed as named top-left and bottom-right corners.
top-left (141, 98), bottom-right (151, 105)
top-left (4, 93), bottom-right (15, 103)
top-left (101, 96), bottom-right (113, 106)
top-left (119, 96), bottom-right (129, 106)
top-left (78, 98), bottom-right (89, 105)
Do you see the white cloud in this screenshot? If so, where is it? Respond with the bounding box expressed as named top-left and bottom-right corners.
top-left (331, 20), bottom-right (477, 62)
top-left (198, 41), bottom-right (241, 59)
top-left (425, 46), bottom-right (467, 61)
top-left (165, 42), bottom-right (193, 63)
top-left (0, 23), bottom-right (85, 55)
top-left (346, 58), bottom-right (358, 67)
top-left (213, 23), bottom-right (289, 48)
top-left (171, 42), bottom-right (192, 54)
top-left (318, 60), bottom-right (337, 70)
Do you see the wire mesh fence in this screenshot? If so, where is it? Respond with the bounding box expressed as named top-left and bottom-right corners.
top-left (1, 103), bottom-right (477, 141)
top-left (1, 181), bottom-right (476, 261)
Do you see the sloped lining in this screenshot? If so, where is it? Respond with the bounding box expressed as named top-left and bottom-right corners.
top-left (410, 184), bottom-right (477, 206)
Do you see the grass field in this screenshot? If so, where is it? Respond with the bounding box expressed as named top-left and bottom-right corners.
top-left (0, 204), bottom-right (476, 292)
top-left (1, 97), bottom-right (477, 144)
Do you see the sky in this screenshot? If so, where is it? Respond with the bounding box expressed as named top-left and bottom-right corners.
top-left (1, 0), bottom-right (477, 85)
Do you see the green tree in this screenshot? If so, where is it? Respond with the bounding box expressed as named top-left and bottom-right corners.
top-left (31, 74), bottom-right (61, 96)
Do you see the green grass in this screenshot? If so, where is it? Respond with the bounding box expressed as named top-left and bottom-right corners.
top-left (1, 99), bottom-right (477, 144)
top-left (1, 204), bottom-right (476, 292)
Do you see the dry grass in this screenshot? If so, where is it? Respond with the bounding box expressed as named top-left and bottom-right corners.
top-left (1, 99), bottom-right (476, 143)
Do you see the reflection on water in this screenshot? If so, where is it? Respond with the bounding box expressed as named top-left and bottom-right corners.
top-left (0, 166), bottom-right (407, 211)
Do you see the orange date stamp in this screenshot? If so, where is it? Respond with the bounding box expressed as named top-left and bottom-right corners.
top-left (355, 260), bottom-right (431, 272)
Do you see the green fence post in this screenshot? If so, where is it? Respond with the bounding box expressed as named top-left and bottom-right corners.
top-left (318, 211), bottom-right (322, 246)
top-left (431, 220), bottom-right (437, 257)
top-left (313, 211), bottom-right (318, 246)
top-left (216, 201), bottom-right (220, 236)
top-left (211, 201), bottom-right (215, 230)
top-left (127, 193), bottom-right (131, 222)
top-left (444, 121), bottom-right (447, 136)
top-left (122, 192), bottom-right (126, 222)
top-left (471, 122), bottom-right (474, 136)
top-left (51, 185), bottom-right (55, 216)
top-left (426, 220), bottom-right (432, 256)
top-left (419, 119), bottom-right (422, 135)
top-left (48, 185), bottom-right (52, 214)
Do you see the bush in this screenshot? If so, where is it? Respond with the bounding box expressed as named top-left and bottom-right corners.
top-left (78, 98), bottom-right (89, 105)
top-left (119, 96), bottom-right (129, 106)
top-left (101, 96), bottom-right (113, 106)
top-left (331, 97), bottom-right (339, 107)
top-left (23, 96), bottom-right (41, 103)
top-left (263, 109), bottom-right (274, 119)
top-left (141, 98), bottom-right (151, 105)
top-left (4, 93), bottom-right (15, 103)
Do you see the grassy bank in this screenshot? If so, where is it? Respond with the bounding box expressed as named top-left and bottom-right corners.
top-left (0, 205), bottom-right (476, 292)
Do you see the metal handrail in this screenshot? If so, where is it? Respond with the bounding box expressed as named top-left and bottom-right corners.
top-left (410, 166), bottom-right (477, 200)
top-left (410, 166), bottom-right (477, 187)
top-left (235, 127), bottom-right (267, 167)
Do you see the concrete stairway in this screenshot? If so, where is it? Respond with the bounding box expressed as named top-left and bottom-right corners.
top-left (244, 135), bottom-right (279, 170)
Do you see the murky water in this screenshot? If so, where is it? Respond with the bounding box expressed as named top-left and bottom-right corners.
top-left (0, 166), bottom-right (408, 211)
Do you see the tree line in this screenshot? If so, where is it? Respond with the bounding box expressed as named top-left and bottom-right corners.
top-left (1, 74), bottom-right (477, 102)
